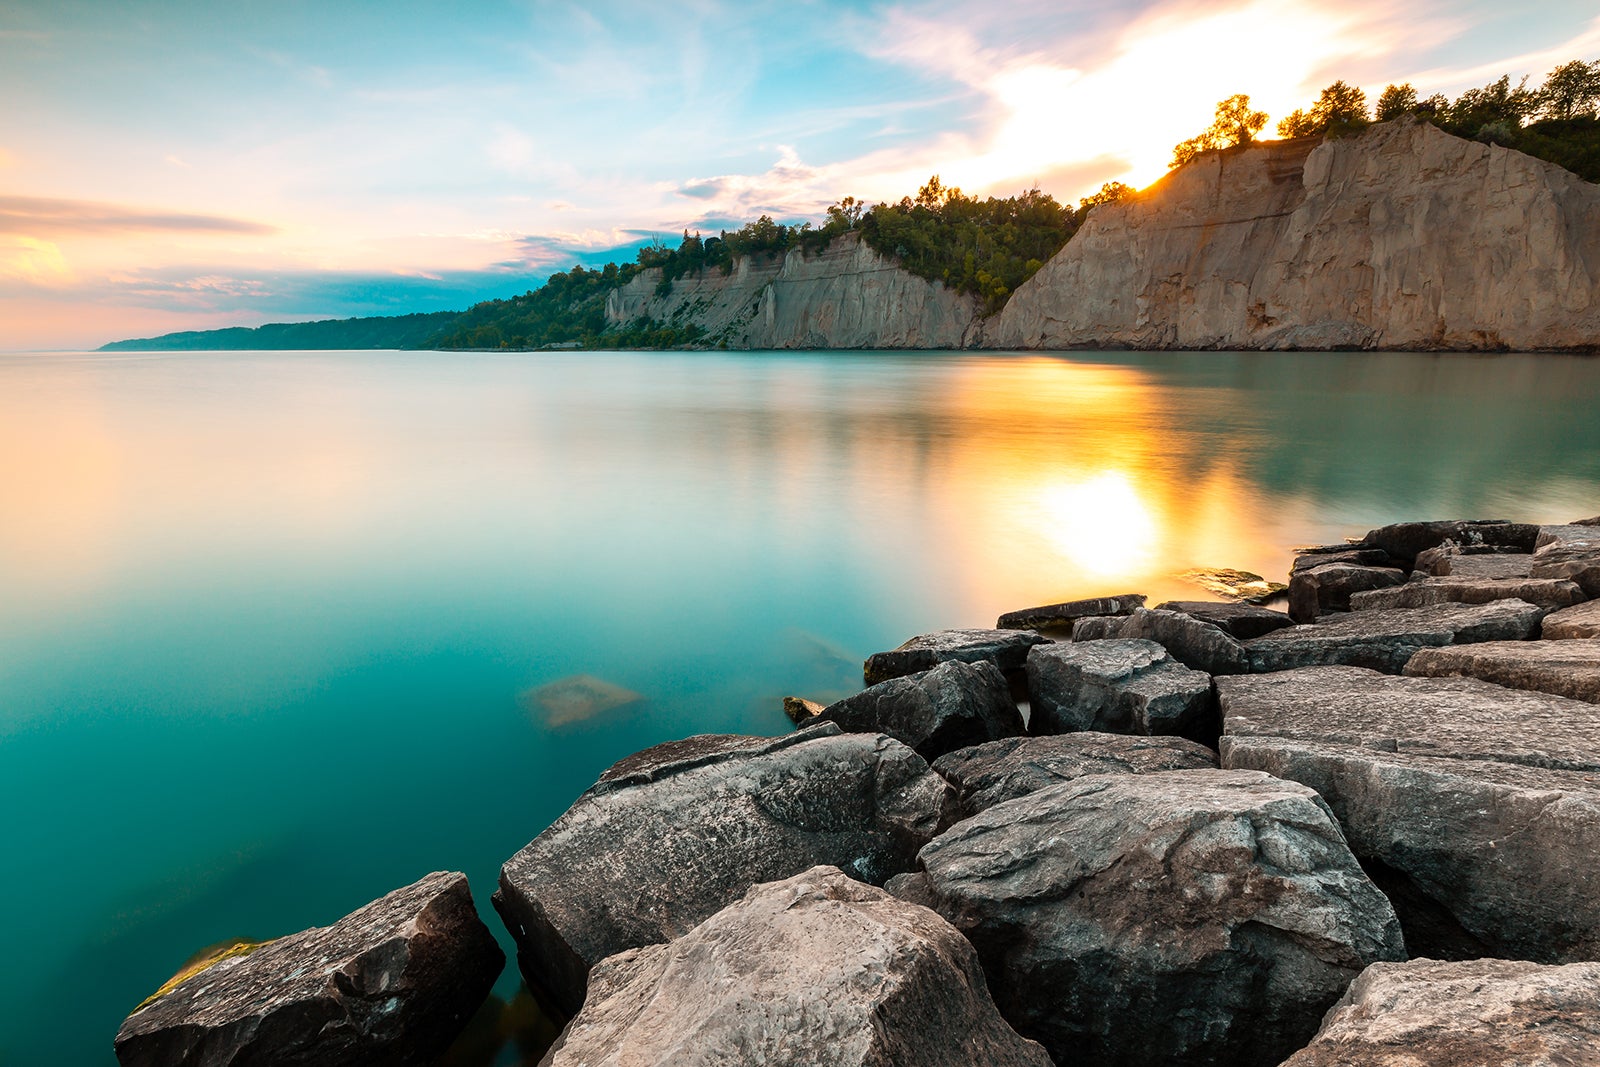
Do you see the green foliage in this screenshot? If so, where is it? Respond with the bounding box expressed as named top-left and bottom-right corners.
top-left (1172, 94), bottom-right (1268, 167)
top-left (1277, 81), bottom-right (1369, 138)
top-left (1375, 83), bottom-right (1418, 122)
top-left (1077, 181), bottom-right (1132, 215)
top-left (1538, 60), bottom-right (1600, 121)
top-left (99, 311), bottom-right (462, 351)
top-left (427, 262), bottom-right (643, 349)
top-left (857, 177), bottom-right (1078, 314)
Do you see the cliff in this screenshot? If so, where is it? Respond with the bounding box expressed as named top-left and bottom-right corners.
top-left (982, 120), bottom-right (1600, 351)
top-left (604, 231), bottom-right (981, 348)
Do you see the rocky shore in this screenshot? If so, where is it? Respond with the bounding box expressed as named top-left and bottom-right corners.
top-left (115, 515), bottom-right (1600, 1066)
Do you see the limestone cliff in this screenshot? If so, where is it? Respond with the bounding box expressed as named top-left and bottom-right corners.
top-left (604, 231), bottom-right (980, 348)
top-left (983, 120), bottom-right (1600, 351)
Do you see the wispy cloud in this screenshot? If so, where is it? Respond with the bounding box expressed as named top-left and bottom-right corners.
top-left (0, 197), bottom-right (276, 237)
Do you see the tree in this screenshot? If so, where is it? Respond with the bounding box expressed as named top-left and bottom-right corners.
top-left (1538, 60), bottom-right (1600, 121)
top-left (1375, 83), bottom-right (1418, 121)
top-left (1277, 81), bottom-right (1370, 137)
top-left (915, 175), bottom-right (955, 208)
top-left (1445, 75), bottom-right (1536, 133)
top-left (1078, 181), bottom-right (1131, 213)
top-left (1170, 93), bottom-right (1269, 168)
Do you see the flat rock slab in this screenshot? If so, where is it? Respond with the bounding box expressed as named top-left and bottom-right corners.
top-left (889, 770), bottom-right (1403, 1067)
top-left (115, 872), bottom-right (504, 1067)
top-left (1291, 547), bottom-right (1393, 573)
top-left (1288, 564), bottom-right (1406, 622)
top-left (996, 593), bottom-right (1145, 631)
top-left (1152, 600), bottom-right (1294, 639)
top-left (1426, 551), bottom-right (1536, 579)
top-left (1348, 575), bottom-right (1584, 611)
top-left (540, 867), bottom-right (1051, 1067)
top-left (1545, 600), bottom-right (1600, 639)
top-left (1530, 543), bottom-right (1600, 597)
top-left (1282, 958), bottom-right (1600, 1067)
top-left (814, 659), bottom-right (1023, 761)
top-left (1027, 638), bottom-right (1214, 739)
top-left (1219, 666), bottom-right (1600, 961)
top-left (863, 628), bottom-right (1048, 686)
top-left (931, 733), bottom-right (1216, 819)
top-left (1361, 520), bottom-right (1539, 568)
top-left (1074, 608), bottom-right (1249, 675)
top-left (495, 725), bottom-right (952, 1016)
top-left (1243, 599), bottom-right (1545, 674)
top-left (1405, 639), bottom-right (1600, 704)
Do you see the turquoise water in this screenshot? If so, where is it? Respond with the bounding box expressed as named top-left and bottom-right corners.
top-left (2, 348), bottom-right (1598, 1064)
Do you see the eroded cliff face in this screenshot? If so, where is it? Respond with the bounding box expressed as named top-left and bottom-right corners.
top-left (604, 231), bottom-right (981, 348)
top-left (983, 120), bottom-right (1600, 351)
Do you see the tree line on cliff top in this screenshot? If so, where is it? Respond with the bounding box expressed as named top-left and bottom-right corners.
top-left (428, 59), bottom-right (1599, 350)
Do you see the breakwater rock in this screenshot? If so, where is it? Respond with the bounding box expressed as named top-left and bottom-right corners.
top-left (118, 513), bottom-right (1600, 1066)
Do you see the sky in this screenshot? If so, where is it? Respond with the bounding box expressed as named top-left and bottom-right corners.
top-left (2, 0), bottom-right (1598, 350)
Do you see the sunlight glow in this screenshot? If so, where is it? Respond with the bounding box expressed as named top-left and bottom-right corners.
top-left (1038, 472), bottom-right (1160, 578)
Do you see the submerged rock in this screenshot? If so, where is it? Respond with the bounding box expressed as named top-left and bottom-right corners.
top-left (996, 593), bottom-right (1145, 631)
top-left (1243, 599), bottom-right (1545, 674)
top-left (541, 867), bottom-right (1052, 1067)
top-left (862, 628), bottom-right (1048, 686)
top-left (115, 872), bottom-right (504, 1067)
top-left (1281, 958), bottom-right (1600, 1067)
top-left (1347, 574), bottom-right (1584, 611)
top-left (1219, 666), bottom-right (1600, 960)
top-left (889, 770), bottom-right (1403, 1067)
top-left (1287, 563), bottom-right (1406, 622)
top-left (1152, 600), bottom-right (1294, 639)
top-left (1405, 639), bottom-right (1600, 704)
top-left (814, 659), bottom-right (1023, 760)
top-left (494, 725), bottom-right (951, 1016)
top-left (932, 733), bottom-right (1216, 819)
top-left (519, 675), bottom-right (643, 728)
top-left (1027, 638), bottom-right (1214, 739)
top-left (1544, 600), bottom-right (1600, 639)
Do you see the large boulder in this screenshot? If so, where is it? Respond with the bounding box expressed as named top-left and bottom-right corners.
top-left (932, 733), bottom-right (1217, 819)
top-left (1281, 958), bottom-right (1600, 1067)
top-left (1219, 666), bottom-right (1600, 961)
top-left (997, 593), bottom-right (1145, 631)
top-left (1291, 547), bottom-right (1393, 573)
top-left (539, 867), bottom-right (1052, 1067)
top-left (863, 628), bottom-right (1048, 686)
top-left (1287, 563), bottom-right (1406, 622)
top-left (813, 659), bottom-right (1023, 760)
top-left (1416, 549), bottom-right (1535, 579)
top-left (1242, 600), bottom-right (1545, 674)
top-left (1530, 542), bottom-right (1600, 597)
top-left (1074, 608), bottom-right (1249, 675)
top-left (1152, 600), bottom-right (1295, 639)
top-left (1544, 600), bottom-right (1600, 639)
top-left (1405, 639), bottom-right (1600, 704)
top-left (1027, 638), bottom-right (1214, 740)
top-left (494, 725), bottom-right (952, 1015)
top-left (1360, 520), bottom-right (1540, 569)
top-left (888, 771), bottom-right (1404, 1067)
top-left (1347, 574), bottom-right (1585, 611)
top-left (115, 872), bottom-right (504, 1067)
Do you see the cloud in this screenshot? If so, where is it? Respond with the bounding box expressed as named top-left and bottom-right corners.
top-left (1404, 14), bottom-right (1600, 93)
top-left (0, 197), bottom-right (276, 237)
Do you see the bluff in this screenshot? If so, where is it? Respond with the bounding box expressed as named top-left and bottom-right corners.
top-left (603, 231), bottom-right (981, 348)
top-left (981, 120), bottom-right (1600, 351)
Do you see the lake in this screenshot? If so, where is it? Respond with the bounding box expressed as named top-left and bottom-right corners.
top-left (2, 347), bottom-right (1598, 1064)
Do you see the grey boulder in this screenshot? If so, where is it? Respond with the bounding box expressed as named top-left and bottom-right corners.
top-left (1153, 600), bottom-right (1295, 639)
top-left (1360, 520), bottom-right (1539, 569)
top-left (115, 872), bottom-right (504, 1067)
top-left (1347, 575), bottom-right (1584, 611)
top-left (813, 659), bottom-right (1023, 760)
top-left (1287, 564), bottom-right (1406, 622)
top-left (1219, 666), bottom-right (1600, 961)
top-left (1405, 639), bottom-right (1600, 704)
top-left (539, 866), bottom-right (1051, 1067)
top-left (1074, 608), bottom-right (1249, 675)
top-left (863, 628), bottom-right (1048, 686)
top-left (1281, 958), bottom-right (1600, 1067)
top-left (1027, 638), bottom-right (1214, 740)
top-left (494, 725), bottom-right (952, 1015)
top-left (1291, 547), bottom-right (1393, 573)
top-left (1243, 600), bottom-right (1545, 674)
top-left (932, 733), bottom-right (1216, 819)
top-left (1415, 548), bottom-right (1535, 579)
top-left (1544, 600), bottom-right (1600, 639)
top-left (997, 593), bottom-right (1145, 631)
top-left (889, 770), bottom-right (1403, 1067)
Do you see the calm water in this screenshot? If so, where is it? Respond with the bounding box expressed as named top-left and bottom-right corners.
top-left (3, 348), bottom-right (1598, 1063)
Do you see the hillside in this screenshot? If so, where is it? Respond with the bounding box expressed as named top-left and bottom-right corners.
top-left (99, 311), bottom-right (461, 351)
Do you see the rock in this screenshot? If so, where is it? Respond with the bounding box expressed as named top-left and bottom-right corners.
top-left (1178, 566), bottom-right (1287, 602)
top-left (1243, 600), bottom-right (1546, 674)
top-left (1219, 666), bottom-right (1600, 960)
top-left (888, 771), bottom-right (1403, 1067)
top-left (931, 733), bottom-right (1216, 819)
top-left (1287, 563), bottom-right (1406, 622)
top-left (1077, 608), bottom-right (1250, 675)
top-left (1070, 615), bottom-right (1125, 641)
top-left (783, 696), bottom-right (825, 725)
top-left (1405, 639), bottom-right (1600, 704)
top-left (539, 867), bottom-right (1052, 1067)
top-left (494, 725), bottom-right (952, 1015)
top-left (1361, 520), bottom-right (1541, 570)
top-left (1281, 958), bottom-right (1600, 1066)
top-left (519, 675), bottom-right (643, 728)
top-left (1153, 600), bottom-right (1295, 639)
top-left (115, 872), bottom-right (504, 1067)
top-left (1544, 600), bottom-right (1600, 639)
top-left (1347, 575), bottom-right (1585, 611)
top-left (981, 121), bottom-right (1600, 353)
top-left (863, 628), bottom-right (1049, 686)
top-left (813, 659), bottom-right (1024, 761)
top-left (996, 593), bottom-right (1145, 631)
top-left (1537, 523), bottom-right (1600, 550)
top-left (1530, 541), bottom-right (1600, 597)
top-left (1414, 546), bottom-right (1535, 578)
top-left (1026, 639), bottom-right (1214, 740)
top-left (1291, 547), bottom-right (1393, 573)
